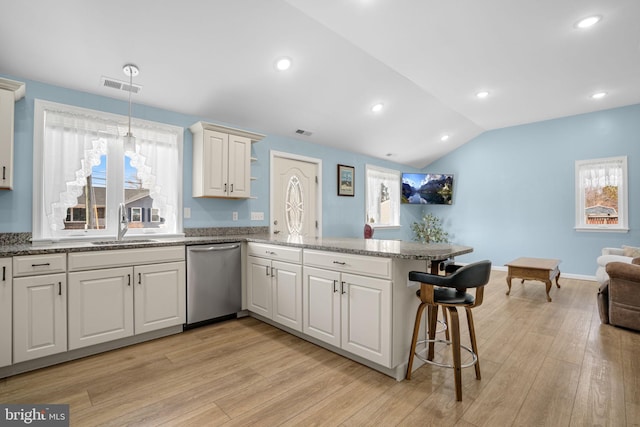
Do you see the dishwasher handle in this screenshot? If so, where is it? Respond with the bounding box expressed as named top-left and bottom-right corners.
top-left (189, 244), bottom-right (240, 252)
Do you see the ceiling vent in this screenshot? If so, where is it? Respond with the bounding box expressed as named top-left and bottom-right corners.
top-left (295, 129), bottom-right (313, 136)
top-left (100, 76), bottom-right (142, 94)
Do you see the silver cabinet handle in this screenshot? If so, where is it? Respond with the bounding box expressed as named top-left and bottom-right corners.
top-left (230, 183), bottom-right (234, 193)
top-left (332, 261), bottom-right (346, 265)
top-left (333, 280), bottom-right (338, 293)
top-left (265, 265), bottom-right (270, 276)
top-left (341, 281), bottom-right (347, 294)
top-left (271, 266), bottom-right (275, 277)
top-left (224, 183), bottom-right (228, 193)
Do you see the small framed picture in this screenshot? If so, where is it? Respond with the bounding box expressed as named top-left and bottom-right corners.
top-left (338, 164), bottom-right (355, 196)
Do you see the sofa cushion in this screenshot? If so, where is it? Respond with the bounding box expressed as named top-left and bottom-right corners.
top-left (622, 245), bottom-right (640, 258)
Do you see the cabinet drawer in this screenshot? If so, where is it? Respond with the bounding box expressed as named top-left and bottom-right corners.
top-left (68, 246), bottom-right (185, 271)
top-left (247, 243), bottom-right (302, 264)
top-left (13, 253), bottom-right (67, 277)
top-left (303, 249), bottom-right (391, 279)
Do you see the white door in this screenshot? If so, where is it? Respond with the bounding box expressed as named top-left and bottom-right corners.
top-left (272, 154), bottom-right (320, 238)
top-left (0, 258), bottom-right (12, 367)
top-left (13, 273), bottom-right (67, 363)
top-left (134, 261), bottom-right (186, 334)
top-left (228, 134), bottom-right (251, 198)
top-left (68, 267), bottom-right (134, 350)
top-left (203, 129), bottom-right (228, 197)
top-left (341, 273), bottom-right (392, 367)
top-left (303, 266), bottom-right (341, 347)
top-left (271, 260), bottom-right (302, 331)
top-left (246, 256), bottom-right (272, 318)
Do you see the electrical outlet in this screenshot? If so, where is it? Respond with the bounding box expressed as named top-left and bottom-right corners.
top-left (251, 211), bottom-right (264, 221)
top-left (232, 211), bottom-right (238, 221)
top-left (184, 207), bottom-right (191, 218)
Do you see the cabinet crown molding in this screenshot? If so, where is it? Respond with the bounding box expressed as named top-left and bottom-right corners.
top-left (0, 78), bottom-right (26, 101)
top-left (189, 121), bottom-right (265, 143)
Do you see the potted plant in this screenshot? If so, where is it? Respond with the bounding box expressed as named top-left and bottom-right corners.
top-left (411, 213), bottom-right (449, 243)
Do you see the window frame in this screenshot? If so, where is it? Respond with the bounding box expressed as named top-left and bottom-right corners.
top-left (32, 99), bottom-right (184, 242)
top-left (365, 164), bottom-right (401, 229)
top-left (574, 156), bottom-right (629, 233)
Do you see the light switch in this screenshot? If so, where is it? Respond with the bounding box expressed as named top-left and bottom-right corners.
top-left (184, 207), bottom-right (191, 218)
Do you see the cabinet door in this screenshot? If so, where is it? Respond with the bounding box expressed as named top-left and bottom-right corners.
top-left (0, 88), bottom-right (14, 190)
top-left (134, 261), bottom-right (186, 334)
top-left (202, 129), bottom-right (229, 197)
top-left (272, 260), bottom-right (302, 331)
top-left (303, 266), bottom-right (341, 347)
top-left (341, 273), bottom-right (392, 367)
top-left (247, 256), bottom-right (272, 318)
top-left (227, 134), bottom-right (251, 198)
top-left (13, 273), bottom-right (67, 363)
top-left (68, 267), bottom-right (134, 350)
top-left (0, 258), bottom-right (11, 367)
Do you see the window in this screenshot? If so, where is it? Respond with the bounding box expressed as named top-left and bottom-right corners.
top-left (33, 100), bottom-right (183, 242)
top-left (365, 164), bottom-right (401, 228)
top-left (575, 156), bottom-right (628, 232)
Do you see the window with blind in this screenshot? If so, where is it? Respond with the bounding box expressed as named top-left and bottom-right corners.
top-left (575, 156), bottom-right (628, 232)
top-left (365, 164), bottom-right (401, 228)
top-left (32, 100), bottom-right (183, 242)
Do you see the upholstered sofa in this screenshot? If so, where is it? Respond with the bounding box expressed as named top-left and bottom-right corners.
top-left (597, 257), bottom-right (640, 331)
top-left (596, 246), bottom-right (640, 286)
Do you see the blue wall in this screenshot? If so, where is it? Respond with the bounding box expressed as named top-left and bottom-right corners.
top-left (0, 74), bottom-right (422, 241)
top-left (424, 104), bottom-right (640, 276)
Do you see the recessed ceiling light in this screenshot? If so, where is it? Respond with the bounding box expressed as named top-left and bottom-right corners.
top-left (476, 91), bottom-right (489, 99)
top-left (575, 15), bottom-right (601, 29)
top-left (591, 91), bottom-right (607, 99)
top-left (275, 57), bottom-right (292, 71)
top-left (371, 103), bottom-right (384, 113)
top-left (440, 134), bottom-right (450, 142)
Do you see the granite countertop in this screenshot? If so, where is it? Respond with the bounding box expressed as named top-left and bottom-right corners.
top-left (0, 231), bottom-right (472, 261)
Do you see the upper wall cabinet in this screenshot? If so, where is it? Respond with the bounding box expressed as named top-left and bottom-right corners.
top-left (0, 78), bottom-right (26, 190)
top-left (190, 121), bottom-right (264, 198)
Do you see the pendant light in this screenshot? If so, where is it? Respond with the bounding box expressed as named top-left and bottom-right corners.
top-left (122, 64), bottom-right (139, 152)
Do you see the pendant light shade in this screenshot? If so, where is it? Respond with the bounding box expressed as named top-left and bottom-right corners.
top-left (123, 64), bottom-right (139, 152)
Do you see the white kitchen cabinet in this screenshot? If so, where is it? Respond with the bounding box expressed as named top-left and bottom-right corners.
top-left (190, 121), bottom-right (264, 199)
top-left (134, 261), bottom-right (186, 334)
top-left (13, 273), bottom-right (67, 363)
top-left (0, 258), bottom-right (12, 367)
top-left (303, 250), bottom-right (392, 367)
top-left (68, 267), bottom-right (134, 350)
top-left (67, 247), bottom-right (185, 350)
top-left (247, 243), bottom-right (303, 331)
top-left (0, 78), bottom-right (26, 190)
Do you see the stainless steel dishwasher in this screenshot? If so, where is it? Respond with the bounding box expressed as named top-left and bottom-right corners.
top-left (186, 243), bottom-right (241, 328)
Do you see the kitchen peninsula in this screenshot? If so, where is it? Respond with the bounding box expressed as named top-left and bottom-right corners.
top-left (0, 231), bottom-right (472, 380)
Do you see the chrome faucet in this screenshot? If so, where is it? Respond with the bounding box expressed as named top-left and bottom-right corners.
top-left (117, 203), bottom-right (129, 240)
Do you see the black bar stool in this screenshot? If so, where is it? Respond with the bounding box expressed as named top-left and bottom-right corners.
top-left (406, 260), bottom-right (492, 401)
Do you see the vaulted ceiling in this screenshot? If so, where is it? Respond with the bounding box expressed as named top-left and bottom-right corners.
top-left (2, 0), bottom-right (639, 167)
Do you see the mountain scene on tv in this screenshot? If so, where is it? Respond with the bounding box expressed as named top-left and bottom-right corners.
top-left (402, 173), bottom-right (453, 205)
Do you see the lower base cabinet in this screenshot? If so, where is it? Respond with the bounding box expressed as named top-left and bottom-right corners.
top-left (0, 258), bottom-right (11, 368)
top-left (303, 266), bottom-right (392, 367)
top-left (13, 273), bottom-right (68, 363)
top-left (68, 261), bottom-right (185, 350)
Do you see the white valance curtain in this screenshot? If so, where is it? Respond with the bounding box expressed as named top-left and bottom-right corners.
top-left (42, 107), bottom-right (180, 234)
top-left (579, 157), bottom-right (623, 190)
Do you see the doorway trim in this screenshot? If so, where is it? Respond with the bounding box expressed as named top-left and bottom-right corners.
top-left (270, 150), bottom-right (323, 237)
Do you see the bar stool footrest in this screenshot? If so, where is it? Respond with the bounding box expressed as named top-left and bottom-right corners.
top-left (414, 338), bottom-right (478, 369)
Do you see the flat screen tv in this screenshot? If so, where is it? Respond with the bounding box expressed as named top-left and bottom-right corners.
top-left (401, 173), bottom-right (454, 205)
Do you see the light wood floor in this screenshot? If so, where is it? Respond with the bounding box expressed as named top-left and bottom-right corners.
top-left (1, 270), bottom-right (639, 426)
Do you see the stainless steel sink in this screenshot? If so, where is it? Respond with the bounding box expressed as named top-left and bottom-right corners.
top-left (91, 239), bottom-right (158, 245)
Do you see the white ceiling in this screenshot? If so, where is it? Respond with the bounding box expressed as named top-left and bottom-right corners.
top-left (2, 0), bottom-right (639, 168)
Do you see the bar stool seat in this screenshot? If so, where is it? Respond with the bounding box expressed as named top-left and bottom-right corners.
top-left (406, 260), bottom-right (492, 401)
